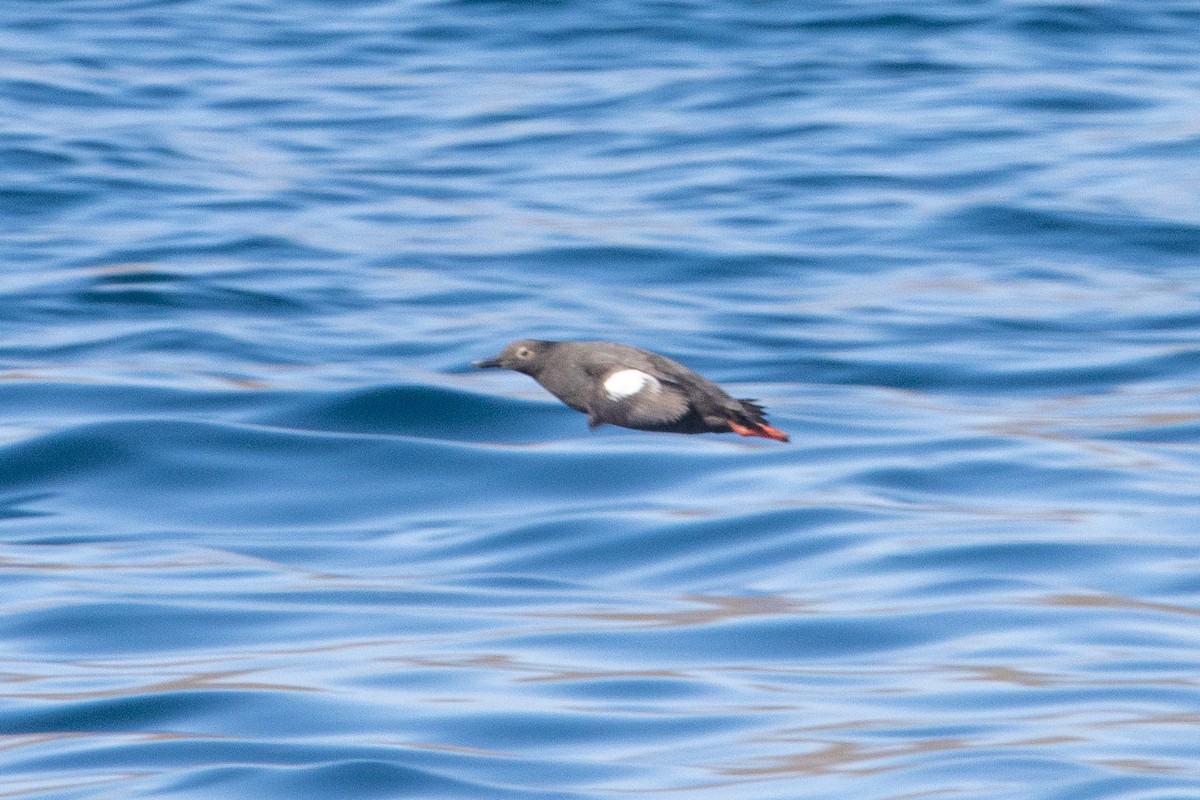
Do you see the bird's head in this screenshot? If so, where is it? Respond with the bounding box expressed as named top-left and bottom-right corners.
top-left (472, 339), bottom-right (554, 376)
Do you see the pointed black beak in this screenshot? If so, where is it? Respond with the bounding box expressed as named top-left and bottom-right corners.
top-left (472, 355), bottom-right (504, 368)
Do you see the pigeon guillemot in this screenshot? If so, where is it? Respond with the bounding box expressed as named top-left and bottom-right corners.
top-left (473, 339), bottom-right (789, 442)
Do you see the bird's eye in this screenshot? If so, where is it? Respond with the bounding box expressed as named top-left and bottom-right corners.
top-left (517, 348), bottom-right (531, 358)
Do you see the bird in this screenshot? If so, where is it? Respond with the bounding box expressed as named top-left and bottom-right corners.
top-left (473, 339), bottom-right (789, 442)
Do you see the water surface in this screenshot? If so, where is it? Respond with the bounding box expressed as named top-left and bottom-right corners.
top-left (3, 1), bottom-right (1200, 798)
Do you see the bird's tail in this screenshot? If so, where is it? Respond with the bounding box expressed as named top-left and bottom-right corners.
top-left (730, 400), bottom-right (790, 442)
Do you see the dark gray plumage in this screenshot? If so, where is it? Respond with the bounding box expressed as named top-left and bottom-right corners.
top-left (474, 339), bottom-right (789, 441)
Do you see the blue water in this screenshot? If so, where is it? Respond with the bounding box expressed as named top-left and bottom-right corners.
top-left (3, 1), bottom-right (1200, 798)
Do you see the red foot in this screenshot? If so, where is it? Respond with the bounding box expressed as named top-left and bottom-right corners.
top-left (728, 420), bottom-right (790, 442)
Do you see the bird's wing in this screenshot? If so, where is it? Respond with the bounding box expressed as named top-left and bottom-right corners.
top-left (583, 364), bottom-right (692, 428)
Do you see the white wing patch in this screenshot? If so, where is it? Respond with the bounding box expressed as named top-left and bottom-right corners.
top-left (603, 368), bottom-right (659, 400)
